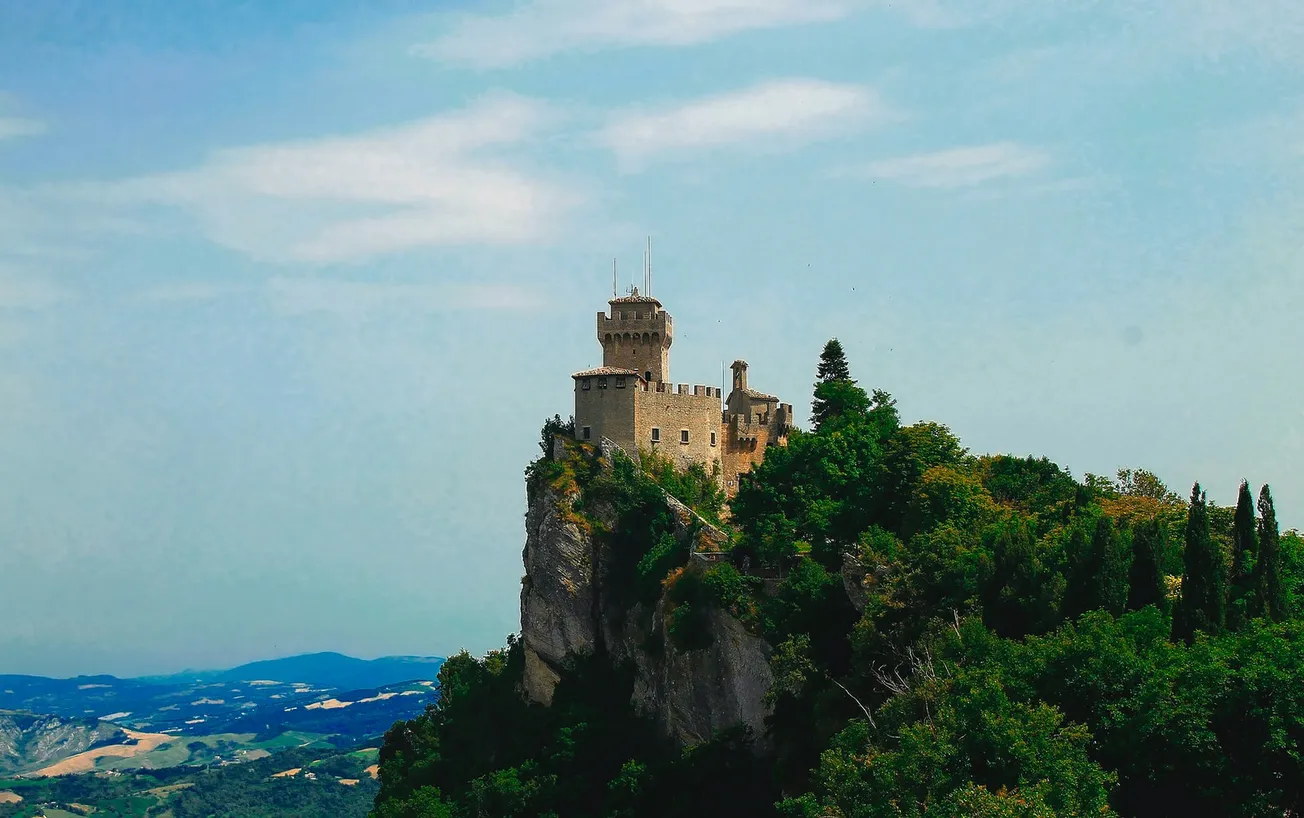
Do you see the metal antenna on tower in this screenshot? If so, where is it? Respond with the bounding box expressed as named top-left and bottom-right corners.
top-left (612, 257), bottom-right (617, 298)
top-left (647, 236), bottom-right (653, 297)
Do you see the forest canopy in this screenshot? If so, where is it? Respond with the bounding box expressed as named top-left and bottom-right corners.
top-left (373, 338), bottom-right (1304, 818)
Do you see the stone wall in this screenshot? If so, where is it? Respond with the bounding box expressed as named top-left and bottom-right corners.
top-left (635, 385), bottom-right (723, 474)
top-left (574, 378), bottom-right (637, 451)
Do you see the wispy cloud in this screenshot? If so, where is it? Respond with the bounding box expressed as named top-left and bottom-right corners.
top-left (414, 0), bottom-right (851, 68)
top-left (0, 118), bottom-right (45, 141)
top-left (92, 93), bottom-right (582, 264)
top-left (842, 142), bottom-right (1049, 188)
top-left (267, 278), bottom-right (544, 318)
top-left (0, 271), bottom-right (69, 309)
top-left (600, 78), bottom-right (890, 168)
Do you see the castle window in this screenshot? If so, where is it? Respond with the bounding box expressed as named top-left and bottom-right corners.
top-left (598, 376), bottom-right (608, 389)
top-left (615, 376), bottom-right (626, 388)
top-left (651, 428), bottom-right (660, 443)
top-left (710, 431), bottom-right (717, 447)
top-left (680, 429), bottom-right (689, 444)
top-left (581, 378), bottom-right (591, 391)
top-left (582, 426), bottom-right (591, 441)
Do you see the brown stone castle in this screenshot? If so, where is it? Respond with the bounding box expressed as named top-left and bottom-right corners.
top-left (572, 287), bottom-right (792, 496)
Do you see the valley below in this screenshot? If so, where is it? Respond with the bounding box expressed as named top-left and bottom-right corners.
top-left (0, 652), bottom-right (442, 817)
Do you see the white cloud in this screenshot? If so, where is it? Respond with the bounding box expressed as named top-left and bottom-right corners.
top-left (414, 0), bottom-right (851, 68)
top-left (0, 118), bottom-right (45, 140)
top-left (97, 93), bottom-right (582, 264)
top-left (267, 278), bottom-right (543, 318)
top-left (844, 142), bottom-right (1049, 188)
top-left (600, 79), bottom-right (889, 168)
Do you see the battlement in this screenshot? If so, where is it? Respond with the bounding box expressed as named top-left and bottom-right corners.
top-left (597, 312), bottom-right (673, 341)
top-left (647, 383), bottom-right (722, 398)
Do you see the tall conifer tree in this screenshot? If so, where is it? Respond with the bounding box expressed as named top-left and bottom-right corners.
top-left (1175, 483), bottom-right (1225, 641)
top-left (1228, 480), bottom-right (1258, 628)
top-left (1254, 484), bottom-right (1286, 622)
top-left (1127, 518), bottom-right (1168, 613)
top-left (1094, 516), bottom-right (1130, 617)
top-left (810, 339), bottom-right (863, 431)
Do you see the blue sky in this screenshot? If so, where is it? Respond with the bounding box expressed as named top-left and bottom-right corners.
top-left (1, 0), bottom-right (1301, 677)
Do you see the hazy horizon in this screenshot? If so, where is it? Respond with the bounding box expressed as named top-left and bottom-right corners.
top-left (2, 0), bottom-right (1302, 677)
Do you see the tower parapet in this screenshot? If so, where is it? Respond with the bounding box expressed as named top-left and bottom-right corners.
top-left (598, 287), bottom-right (673, 384)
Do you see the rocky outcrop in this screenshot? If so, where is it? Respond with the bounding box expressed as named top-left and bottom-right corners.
top-left (0, 713), bottom-right (124, 775)
top-left (520, 440), bottom-right (773, 746)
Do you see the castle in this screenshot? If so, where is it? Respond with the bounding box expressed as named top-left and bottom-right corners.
top-left (571, 286), bottom-right (792, 496)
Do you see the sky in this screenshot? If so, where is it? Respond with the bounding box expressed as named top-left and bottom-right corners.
top-left (1, 0), bottom-right (1302, 678)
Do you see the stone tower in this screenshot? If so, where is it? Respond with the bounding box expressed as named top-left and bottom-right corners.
top-left (597, 287), bottom-right (673, 384)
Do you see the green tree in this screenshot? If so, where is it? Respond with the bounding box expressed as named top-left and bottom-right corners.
top-left (1228, 480), bottom-right (1259, 629)
top-left (1126, 518), bottom-right (1168, 613)
top-left (1254, 484), bottom-right (1286, 622)
top-left (1063, 517), bottom-right (1127, 619)
top-left (810, 338), bottom-right (860, 430)
top-left (1094, 516), bottom-right (1129, 617)
top-left (1175, 483), bottom-right (1226, 641)
top-left (816, 337), bottom-right (851, 381)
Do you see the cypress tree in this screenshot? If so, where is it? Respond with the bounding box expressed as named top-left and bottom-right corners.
top-left (1094, 516), bottom-right (1130, 617)
top-left (1254, 484), bottom-right (1286, 622)
top-left (1127, 518), bottom-right (1168, 613)
top-left (1064, 517), bottom-right (1129, 618)
top-left (1175, 483), bottom-right (1225, 641)
top-left (1062, 524), bottom-right (1092, 620)
top-left (1228, 480), bottom-right (1258, 628)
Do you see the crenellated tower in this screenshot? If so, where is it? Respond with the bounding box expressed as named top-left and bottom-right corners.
top-left (597, 287), bottom-right (673, 384)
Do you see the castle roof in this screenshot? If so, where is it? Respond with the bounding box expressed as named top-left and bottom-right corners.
top-left (745, 388), bottom-right (780, 402)
top-left (572, 366), bottom-right (642, 379)
top-left (609, 294), bottom-right (661, 306)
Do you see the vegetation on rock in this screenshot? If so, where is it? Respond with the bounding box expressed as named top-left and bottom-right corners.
top-left (376, 341), bottom-right (1304, 818)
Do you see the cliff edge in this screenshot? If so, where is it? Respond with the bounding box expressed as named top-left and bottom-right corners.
top-left (520, 438), bottom-right (773, 746)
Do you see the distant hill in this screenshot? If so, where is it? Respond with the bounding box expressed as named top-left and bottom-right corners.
top-left (0, 651), bottom-right (445, 778)
top-left (138, 651), bottom-right (445, 691)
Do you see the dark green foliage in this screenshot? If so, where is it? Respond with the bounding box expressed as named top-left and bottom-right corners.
top-left (1066, 516), bottom-right (1129, 619)
top-left (1254, 484), bottom-right (1286, 622)
top-left (816, 338), bottom-right (851, 382)
top-left (1127, 518), bottom-right (1168, 613)
top-left (1175, 483), bottom-right (1227, 641)
top-left (377, 342), bottom-right (1303, 818)
top-left (1228, 480), bottom-right (1259, 629)
top-left (785, 661), bottom-right (1116, 818)
top-left (539, 414), bottom-right (574, 455)
top-left (810, 338), bottom-right (862, 431)
top-left (980, 518), bottom-right (1062, 638)
top-left (583, 450), bottom-right (688, 607)
top-left (978, 455), bottom-right (1083, 529)
top-left (639, 448), bottom-right (725, 525)
top-left (372, 640), bottom-right (777, 818)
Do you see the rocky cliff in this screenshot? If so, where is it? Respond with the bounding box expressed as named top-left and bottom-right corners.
top-left (0, 713), bottom-right (125, 775)
top-left (520, 439), bottom-right (774, 746)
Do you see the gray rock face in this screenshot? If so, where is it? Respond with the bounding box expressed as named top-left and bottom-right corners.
top-left (520, 445), bottom-right (774, 746)
top-left (0, 713), bottom-right (124, 774)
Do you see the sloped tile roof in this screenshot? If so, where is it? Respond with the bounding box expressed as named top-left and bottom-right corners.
top-left (572, 367), bottom-right (641, 379)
